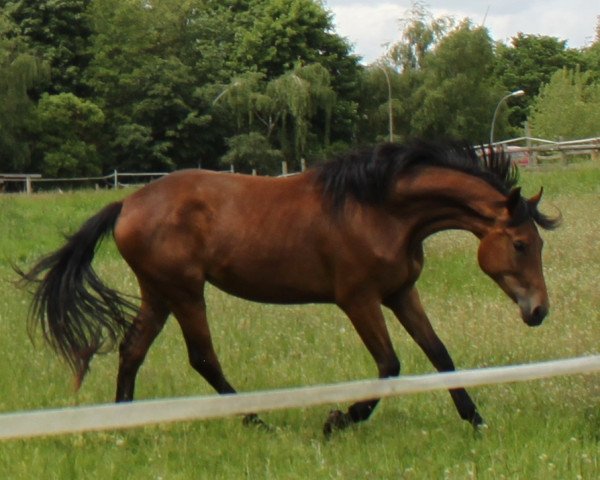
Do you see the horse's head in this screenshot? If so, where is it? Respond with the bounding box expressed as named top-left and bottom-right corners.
top-left (477, 187), bottom-right (559, 327)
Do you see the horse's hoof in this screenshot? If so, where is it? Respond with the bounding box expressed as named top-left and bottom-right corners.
top-left (242, 413), bottom-right (272, 431)
top-left (473, 419), bottom-right (488, 434)
top-left (470, 411), bottom-right (486, 431)
top-left (323, 409), bottom-right (353, 438)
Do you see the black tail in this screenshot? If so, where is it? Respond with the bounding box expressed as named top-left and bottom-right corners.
top-left (17, 201), bottom-right (136, 387)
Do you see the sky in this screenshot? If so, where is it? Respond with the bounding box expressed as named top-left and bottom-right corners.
top-left (323, 1), bottom-right (599, 64)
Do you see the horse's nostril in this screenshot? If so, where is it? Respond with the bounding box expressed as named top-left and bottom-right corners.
top-left (528, 305), bottom-right (547, 326)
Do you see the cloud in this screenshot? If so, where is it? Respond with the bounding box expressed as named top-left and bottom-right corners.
top-left (330, 3), bottom-right (405, 62)
top-left (325, 1), bottom-right (598, 64)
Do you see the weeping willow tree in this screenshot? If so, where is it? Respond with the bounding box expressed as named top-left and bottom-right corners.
top-left (215, 62), bottom-right (336, 170)
top-left (267, 63), bottom-right (336, 161)
top-left (213, 72), bottom-right (270, 132)
top-left (386, 1), bottom-right (453, 72)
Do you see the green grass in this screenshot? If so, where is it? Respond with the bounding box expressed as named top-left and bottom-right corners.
top-left (0, 165), bottom-right (598, 479)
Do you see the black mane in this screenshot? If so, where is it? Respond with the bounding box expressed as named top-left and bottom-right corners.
top-left (315, 141), bottom-right (560, 230)
top-left (316, 141), bottom-right (517, 207)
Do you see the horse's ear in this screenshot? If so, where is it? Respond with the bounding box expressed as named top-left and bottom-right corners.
top-left (506, 187), bottom-right (522, 214)
top-left (527, 187), bottom-right (543, 208)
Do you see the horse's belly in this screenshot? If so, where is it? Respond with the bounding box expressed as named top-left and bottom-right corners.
top-left (207, 275), bottom-right (332, 304)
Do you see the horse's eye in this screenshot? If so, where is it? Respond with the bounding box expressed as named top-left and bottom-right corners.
top-left (513, 241), bottom-right (527, 252)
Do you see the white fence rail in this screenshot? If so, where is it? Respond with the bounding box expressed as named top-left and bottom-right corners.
top-left (0, 355), bottom-right (598, 441)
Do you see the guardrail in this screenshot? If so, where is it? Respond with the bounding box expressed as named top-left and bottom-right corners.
top-left (0, 170), bottom-right (169, 193)
top-left (0, 173), bottom-right (42, 194)
top-left (0, 355), bottom-right (598, 440)
top-left (493, 136), bottom-right (600, 167)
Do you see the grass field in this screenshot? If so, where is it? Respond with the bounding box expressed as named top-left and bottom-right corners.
top-left (0, 165), bottom-right (598, 479)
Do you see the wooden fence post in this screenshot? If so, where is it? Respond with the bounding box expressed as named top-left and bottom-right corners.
top-left (525, 123), bottom-right (537, 167)
top-left (558, 137), bottom-right (567, 166)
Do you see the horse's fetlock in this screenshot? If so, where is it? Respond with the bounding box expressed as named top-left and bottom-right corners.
top-left (323, 410), bottom-right (353, 438)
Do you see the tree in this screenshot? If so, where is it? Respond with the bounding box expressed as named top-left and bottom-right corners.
top-left (0, 11), bottom-right (49, 172)
top-left (386, 1), bottom-right (453, 72)
top-left (495, 33), bottom-right (583, 128)
top-left (231, 0), bottom-right (361, 151)
top-left (528, 68), bottom-right (600, 140)
top-left (214, 63), bottom-right (336, 167)
top-left (32, 93), bottom-right (105, 176)
top-left (410, 21), bottom-right (505, 143)
top-left (355, 64), bottom-right (408, 143)
top-left (365, 2), bottom-right (455, 143)
top-left (580, 17), bottom-right (600, 83)
top-left (83, 0), bottom-right (358, 172)
top-left (220, 132), bottom-right (283, 174)
top-left (84, 0), bottom-right (209, 171)
top-left (268, 63), bottom-right (336, 162)
top-left (1, 0), bottom-right (93, 96)
top-left (234, 0), bottom-right (355, 77)
top-left (212, 72), bottom-right (272, 135)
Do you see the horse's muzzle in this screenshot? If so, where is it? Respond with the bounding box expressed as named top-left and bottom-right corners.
top-left (522, 304), bottom-right (548, 327)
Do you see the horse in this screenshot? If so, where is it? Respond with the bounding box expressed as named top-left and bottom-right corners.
top-left (19, 141), bottom-right (559, 435)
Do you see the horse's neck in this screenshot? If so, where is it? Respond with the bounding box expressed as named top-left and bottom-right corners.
top-left (391, 168), bottom-right (507, 240)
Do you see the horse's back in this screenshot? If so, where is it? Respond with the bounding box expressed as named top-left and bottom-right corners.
top-left (117, 169), bottom-right (321, 235)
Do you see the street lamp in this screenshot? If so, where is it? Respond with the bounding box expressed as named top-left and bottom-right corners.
top-left (490, 89), bottom-right (525, 145)
top-left (212, 80), bottom-right (242, 105)
top-left (376, 63), bottom-right (394, 142)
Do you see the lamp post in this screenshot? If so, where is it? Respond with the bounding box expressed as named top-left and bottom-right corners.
top-left (376, 63), bottom-right (394, 142)
top-left (212, 80), bottom-right (242, 105)
top-left (490, 89), bottom-right (525, 145)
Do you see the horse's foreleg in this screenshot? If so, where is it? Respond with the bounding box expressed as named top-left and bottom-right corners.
top-left (384, 287), bottom-right (484, 428)
top-left (324, 298), bottom-right (400, 436)
top-left (116, 296), bottom-right (169, 402)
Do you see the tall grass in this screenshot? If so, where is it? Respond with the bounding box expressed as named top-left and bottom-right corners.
top-left (0, 165), bottom-right (598, 479)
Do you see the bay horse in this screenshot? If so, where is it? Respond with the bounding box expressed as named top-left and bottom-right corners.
top-left (19, 142), bottom-right (559, 435)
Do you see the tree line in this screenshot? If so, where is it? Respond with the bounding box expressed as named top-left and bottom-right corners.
top-left (1, 0), bottom-right (599, 177)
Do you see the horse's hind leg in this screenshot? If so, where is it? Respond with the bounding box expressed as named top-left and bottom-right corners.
top-left (116, 290), bottom-right (170, 402)
top-left (170, 295), bottom-right (237, 395)
top-left (384, 287), bottom-right (484, 427)
top-left (171, 293), bottom-right (269, 428)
